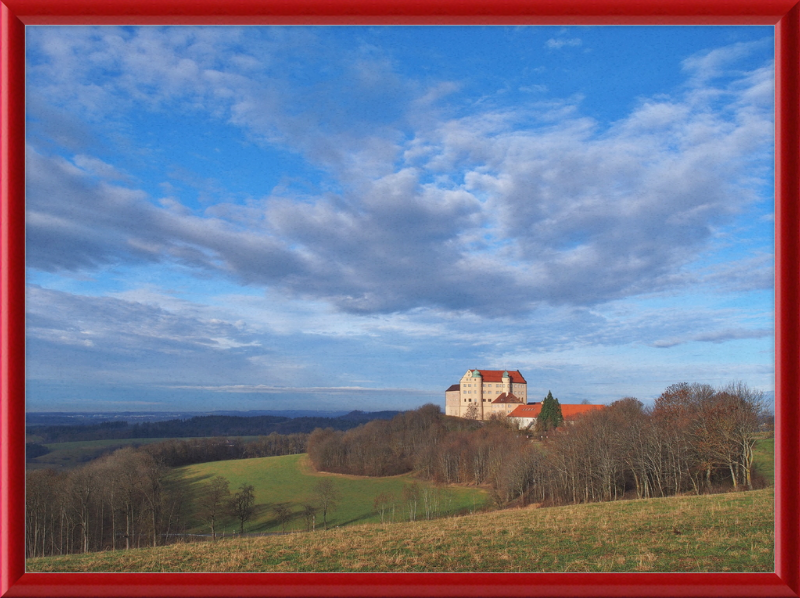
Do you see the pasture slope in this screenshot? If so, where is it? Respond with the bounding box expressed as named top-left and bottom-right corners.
top-left (28, 486), bottom-right (774, 572)
top-left (26, 436), bottom-right (775, 572)
top-left (177, 454), bottom-right (489, 533)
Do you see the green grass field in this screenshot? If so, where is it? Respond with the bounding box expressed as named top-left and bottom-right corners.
top-left (178, 454), bottom-right (489, 533)
top-left (753, 435), bottom-right (774, 485)
top-left (28, 486), bottom-right (774, 573)
top-left (25, 434), bottom-right (776, 572)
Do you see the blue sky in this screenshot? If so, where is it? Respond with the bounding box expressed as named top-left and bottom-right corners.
top-left (24, 25), bottom-right (775, 413)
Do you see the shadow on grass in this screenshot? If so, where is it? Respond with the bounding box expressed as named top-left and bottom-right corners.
top-left (334, 511), bottom-right (377, 527)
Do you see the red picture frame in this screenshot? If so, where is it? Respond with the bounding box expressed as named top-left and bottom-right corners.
top-left (2, 1), bottom-right (798, 596)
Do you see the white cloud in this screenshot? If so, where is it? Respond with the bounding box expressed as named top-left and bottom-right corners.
top-left (545, 38), bottom-right (582, 50)
top-left (652, 328), bottom-right (772, 348)
top-left (25, 31), bottom-right (774, 321)
top-left (681, 40), bottom-right (768, 82)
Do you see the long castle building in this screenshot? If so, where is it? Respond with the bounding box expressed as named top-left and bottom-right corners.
top-left (445, 369), bottom-right (527, 420)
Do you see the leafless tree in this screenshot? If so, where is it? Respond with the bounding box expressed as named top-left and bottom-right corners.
top-left (313, 479), bottom-right (340, 530)
top-left (67, 463), bottom-right (97, 553)
top-left (302, 503), bottom-right (317, 531)
top-left (230, 483), bottom-right (256, 534)
top-left (198, 475), bottom-right (230, 539)
top-left (273, 502), bottom-right (293, 532)
top-left (26, 468), bottom-right (65, 557)
top-left (710, 382), bottom-right (766, 489)
top-left (373, 491), bottom-right (394, 524)
top-left (403, 482), bottom-right (420, 521)
top-left (133, 452), bottom-right (168, 547)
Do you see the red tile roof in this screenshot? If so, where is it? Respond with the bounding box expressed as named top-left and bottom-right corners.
top-left (560, 404), bottom-right (605, 419)
top-left (508, 404), bottom-right (542, 418)
top-left (446, 384), bottom-right (461, 392)
top-left (508, 403), bottom-right (605, 419)
top-left (491, 392), bottom-right (524, 404)
top-left (471, 370), bottom-right (527, 383)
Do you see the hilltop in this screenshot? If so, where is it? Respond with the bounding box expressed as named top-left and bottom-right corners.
top-left (28, 486), bottom-right (774, 572)
top-left (27, 410), bottom-right (402, 444)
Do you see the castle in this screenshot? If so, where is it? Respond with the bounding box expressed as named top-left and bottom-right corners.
top-left (445, 369), bottom-right (605, 425)
top-left (445, 369), bottom-right (527, 420)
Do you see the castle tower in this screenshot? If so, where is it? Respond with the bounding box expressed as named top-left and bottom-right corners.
top-left (502, 370), bottom-right (511, 396)
top-left (473, 369), bottom-right (484, 419)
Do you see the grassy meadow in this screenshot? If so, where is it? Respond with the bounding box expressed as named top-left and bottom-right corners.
top-left (26, 433), bottom-right (775, 572)
top-left (28, 486), bottom-right (774, 573)
top-left (177, 454), bottom-right (489, 533)
top-left (752, 435), bottom-right (774, 485)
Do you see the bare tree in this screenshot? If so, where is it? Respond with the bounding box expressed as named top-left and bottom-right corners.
top-left (313, 479), bottom-right (340, 530)
top-left (302, 503), bottom-right (317, 531)
top-left (112, 447), bottom-right (148, 550)
top-left (230, 483), bottom-right (256, 534)
top-left (198, 476), bottom-right (230, 540)
top-left (26, 468), bottom-right (64, 557)
top-left (421, 484), bottom-right (445, 520)
top-left (373, 491), bottom-right (394, 524)
top-left (403, 482), bottom-right (419, 521)
top-left (68, 464), bottom-right (97, 553)
top-left (272, 502), bottom-right (292, 532)
top-left (714, 382), bottom-right (766, 489)
top-left (134, 452), bottom-right (168, 547)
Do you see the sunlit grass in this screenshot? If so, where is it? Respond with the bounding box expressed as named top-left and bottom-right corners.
top-left (28, 487), bottom-right (773, 573)
top-left (752, 435), bottom-right (774, 485)
top-left (178, 454), bottom-right (489, 533)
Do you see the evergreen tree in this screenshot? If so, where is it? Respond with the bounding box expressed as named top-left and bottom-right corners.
top-left (536, 391), bottom-right (563, 432)
top-left (552, 396), bottom-right (564, 428)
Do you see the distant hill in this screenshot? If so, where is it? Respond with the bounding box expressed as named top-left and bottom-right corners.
top-left (27, 411), bottom-right (403, 443)
top-left (25, 409), bottom-right (352, 427)
top-left (336, 410), bottom-right (402, 421)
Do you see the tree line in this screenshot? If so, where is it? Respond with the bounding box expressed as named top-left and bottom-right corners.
top-left (26, 447), bottom-right (181, 557)
top-left (309, 382), bottom-right (769, 508)
top-left (307, 404), bottom-right (481, 477)
top-left (25, 432), bottom-right (306, 558)
top-left (145, 433), bottom-right (309, 467)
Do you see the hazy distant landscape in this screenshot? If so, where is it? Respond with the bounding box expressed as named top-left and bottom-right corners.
top-left (25, 410), bottom-right (400, 470)
top-left (25, 410), bottom-right (355, 427)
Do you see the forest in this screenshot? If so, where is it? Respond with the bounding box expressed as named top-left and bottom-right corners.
top-left (308, 382), bottom-right (769, 505)
top-left (25, 433), bottom-right (308, 557)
